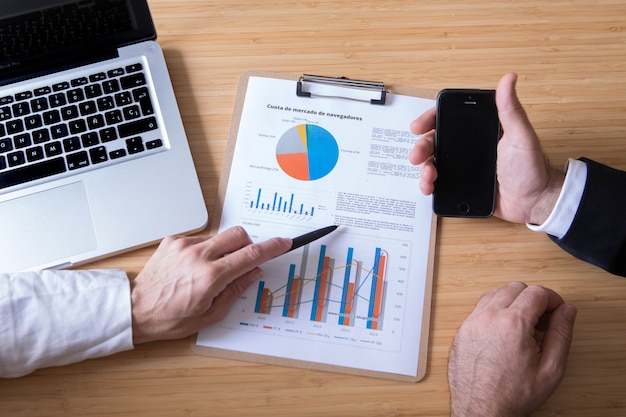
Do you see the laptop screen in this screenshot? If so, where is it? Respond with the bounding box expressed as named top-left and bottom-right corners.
top-left (0, 0), bottom-right (156, 84)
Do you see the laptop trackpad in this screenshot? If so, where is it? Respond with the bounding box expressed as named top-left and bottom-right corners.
top-left (0, 182), bottom-right (97, 271)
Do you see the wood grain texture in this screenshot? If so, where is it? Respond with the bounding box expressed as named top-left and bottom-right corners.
top-left (2, 1), bottom-right (626, 415)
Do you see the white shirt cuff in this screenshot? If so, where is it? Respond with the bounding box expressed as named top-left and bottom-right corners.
top-left (527, 158), bottom-right (587, 239)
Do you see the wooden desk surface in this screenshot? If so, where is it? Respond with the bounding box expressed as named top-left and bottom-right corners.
top-left (2, 1), bottom-right (626, 416)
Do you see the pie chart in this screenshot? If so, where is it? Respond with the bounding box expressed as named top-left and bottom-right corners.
top-left (276, 124), bottom-right (339, 181)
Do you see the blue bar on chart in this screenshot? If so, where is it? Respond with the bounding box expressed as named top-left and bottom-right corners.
top-left (254, 281), bottom-right (272, 314)
top-left (249, 187), bottom-right (315, 216)
top-left (338, 247), bottom-right (361, 326)
top-left (367, 248), bottom-right (388, 330)
top-left (310, 245), bottom-right (334, 323)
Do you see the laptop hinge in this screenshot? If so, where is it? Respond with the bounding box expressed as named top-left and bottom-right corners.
top-left (0, 48), bottom-right (120, 87)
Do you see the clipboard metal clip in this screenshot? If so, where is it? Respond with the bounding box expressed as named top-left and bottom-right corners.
top-left (296, 74), bottom-right (387, 105)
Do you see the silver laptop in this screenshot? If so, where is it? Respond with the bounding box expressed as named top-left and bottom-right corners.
top-left (0, 0), bottom-right (208, 271)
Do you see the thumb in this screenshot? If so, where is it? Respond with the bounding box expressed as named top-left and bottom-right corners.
top-left (538, 303), bottom-right (577, 381)
top-left (495, 72), bottom-right (537, 140)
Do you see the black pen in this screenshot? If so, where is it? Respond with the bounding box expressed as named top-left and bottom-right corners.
top-left (287, 225), bottom-right (339, 253)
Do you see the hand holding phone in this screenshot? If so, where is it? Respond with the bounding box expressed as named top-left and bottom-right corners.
top-left (433, 89), bottom-right (500, 217)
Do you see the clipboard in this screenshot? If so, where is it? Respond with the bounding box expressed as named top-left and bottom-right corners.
top-left (192, 71), bottom-right (438, 382)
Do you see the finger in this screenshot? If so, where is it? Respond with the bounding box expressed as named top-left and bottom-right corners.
top-left (474, 287), bottom-right (499, 309)
top-left (213, 236), bottom-right (291, 286)
top-left (509, 285), bottom-right (566, 323)
top-left (469, 283), bottom-right (523, 318)
top-left (485, 281), bottom-right (528, 308)
top-left (408, 129), bottom-right (435, 166)
top-left (538, 302), bottom-right (577, 381)
top-left (410, 107), bottom-right (436, 135)
top-left (419, 159), bottom-right (437, 195)
top-left (197, 226), bottom-right (255, 259)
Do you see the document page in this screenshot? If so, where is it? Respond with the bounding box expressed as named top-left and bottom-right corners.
top-left (196, 76), bottom-right (436, 379)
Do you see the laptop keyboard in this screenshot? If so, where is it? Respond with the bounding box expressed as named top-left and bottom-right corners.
top-left (1, 0), bottom-right (132, 61)
top-left (0, 62), bottom-right (165, 191)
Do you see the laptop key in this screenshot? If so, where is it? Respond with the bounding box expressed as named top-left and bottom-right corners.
top-left (84, 84), bottom-right (103, 98)
top-left (34, 87), bottom-right (52, 96)
top-left (146, 139), bottom-right (163, 149)
top-left (81, 132), bottom-right (100, 147)
top-left (71, 77), bottom-right (89, 87)
top-left (31, 97), bottom-right (49, 112)
top-left (126, 137), bottom-right (145, 154)
top-left (118, 117), bottom-right (157, 138)
top-left (43, 110), bottom-right (61, 125)
top-left (89, 146), bottom-right (108, 164)
top-left (15, 91), bottom-right (33, 101)
top-left (0, 157), bottom-right (66, 190)
top-left (51, 123), bottom-right (69, 139)
top-left (13, 102), bottom-right (31, 117)
top-left (89, 73), bottom-right (107, 82)
top-left (126, 63), bottom-right (143, 73)
top-left (53, 82), bottom-right (70, 91)
top-left (67, 88), bottom-right (85, 103)
top-left (49, 93), bottom-right (67, 108)
top-left (14, 133), bottom-right (31, 149)
top-left (6, 119), bottom-right (24, 134)
top-left (62, 137), bottom-right (81, 153)
top-left (108, 68), bottom-right (125, 78)
top-left (120, 73), bottom-right (146, 89)
top-left (26, 146), bottom-right (45, 162)
top-left (0, 138), bottom-right (13, 153)
top-left (25, 114), bottom-right (43, 129)
top-left (66, 151), bottom-right (89, 170)
top-left (45, 141), bottom-right (63, 157)
top-left (79, 100), bottom-right (97, 116)
top-left (0, 106), bottom-right (12, 121)
top-left (7, 151), bottom-right (26, 167)
top-left (132, 87), bottom-right (154, 116)
top-left (109, 149), bottom-right (127, 159)
top-left (103, 79), bottom-right (120, 94)
top-left (32, 129), bottom-right (50, 144)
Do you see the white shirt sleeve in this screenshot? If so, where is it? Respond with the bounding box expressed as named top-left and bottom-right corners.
top-left (0, 269), bottom-right (134, 378)
top-left (527, 158), bottom-right (588, 239)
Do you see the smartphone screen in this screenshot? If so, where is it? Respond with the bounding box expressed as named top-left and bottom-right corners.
top-left (433, 89), bottom-right (500, 217)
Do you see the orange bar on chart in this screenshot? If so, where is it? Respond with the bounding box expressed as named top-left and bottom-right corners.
top-left (259, 288), bottom-right (272, 314)
top-left (371, 254), bottom-right (387, 330)
top-left (344, 282), bottom-right (356, 326)
top-left (287, 278), bottom-right (302, 317)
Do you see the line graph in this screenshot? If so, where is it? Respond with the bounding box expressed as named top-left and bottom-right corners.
top-left (254, 244), bottom-right (388, 329)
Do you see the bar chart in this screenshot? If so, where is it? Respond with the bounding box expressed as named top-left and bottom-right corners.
top-left (245, 235), bottom-right (411, 349)
top-left (243, 181), bottom-right (327, 221)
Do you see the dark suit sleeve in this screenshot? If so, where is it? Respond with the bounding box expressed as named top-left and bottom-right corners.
top-left (549, 158), bottom-right (626, 277)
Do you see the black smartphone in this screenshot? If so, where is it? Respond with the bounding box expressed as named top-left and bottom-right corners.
top-left (433, 89), bottom-right (500, 217)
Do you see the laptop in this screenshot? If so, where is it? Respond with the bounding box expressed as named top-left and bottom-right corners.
top-left (0, 0), bottom-right (208, 271)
